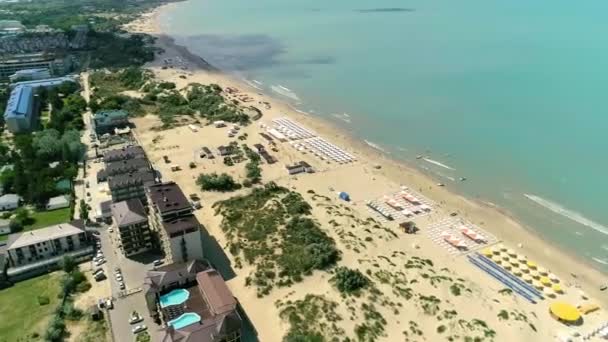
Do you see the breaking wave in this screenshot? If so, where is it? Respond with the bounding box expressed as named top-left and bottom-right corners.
top-left (422, 158), bottom-right (456, 171)
top-left (524, 194), bottom-right (608, 236)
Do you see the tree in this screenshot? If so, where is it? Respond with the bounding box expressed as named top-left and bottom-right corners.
top-left (196, 173), bottom-right (241, 192)
top-left (330, 267), bottom-right (369, 294)
top-left (9, 219), bottom-right (22, 233)
top-left (79, 199), bottom-right (89, 221)
top-left (61, 255), bottom-right (77, 274)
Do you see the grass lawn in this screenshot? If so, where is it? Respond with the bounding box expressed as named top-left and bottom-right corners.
top-left (0, 234), bottom-right (7, 241)
top-left (0, 272), bottom-right (62, 342)
top-left (23, 208), bottom-right (71, 232)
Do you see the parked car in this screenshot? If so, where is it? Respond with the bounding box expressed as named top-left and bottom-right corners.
top-left (129, 312), bottom-right (143, 324)
top-left (153, 259), bottom-right (164, 266)
top-left (132, 325), bottom-right (147, 334)
top-left (94, 272), bottom-right (106, 281)
top-left (93, 268), bottom-right (104, 275)
top-left (116, 275), bottom-right (123, 281)
top-left (114, 266), bottom-right (121, 272)
top-left (119, 282), bottom-right (126, 290)
top-left (108, 228), bottom-right (113, 233)
top-left (105, 299), bottom-right (113, 310)
top-left (94, 259), bottom-right (106, 266)
top-left (191, 201), bottom-right (202, 209)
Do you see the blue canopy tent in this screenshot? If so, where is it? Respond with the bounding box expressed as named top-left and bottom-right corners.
top-left (339, 192), bottom-right (350, 201)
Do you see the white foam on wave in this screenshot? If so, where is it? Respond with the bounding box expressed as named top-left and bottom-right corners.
top-left (422, 158), bottom-right (456, 171)
top-left (243, 79), bottom-right (262, 90)
top-left (252, 80), bottom-right (263, 85)
top-left (278, 85), bottom-right (291, 92)
top-left (602, 245), bottom-right (608, 252)
top-left (331, 113), bottom-right (352, 123)
top-left (524, 194), bottom-right (608, 236)
top-left (271, 85), bottom-right (300, 101)
top-left (592, 257), bottom-right (608, 265)
top-left (364, 140), bottom-right (387, 153)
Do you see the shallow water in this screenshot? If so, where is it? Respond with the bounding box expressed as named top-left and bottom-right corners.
top-left (159, 0), bottom-right (608, 271)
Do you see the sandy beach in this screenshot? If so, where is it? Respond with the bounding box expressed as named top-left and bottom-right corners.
top-left (120, 5), bottom-right (608, 341)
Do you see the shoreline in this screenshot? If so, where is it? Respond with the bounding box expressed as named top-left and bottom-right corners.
top-left (138, 0), bottom-right (607, 292)
top-left (124, 1), bottom-right (608, 331)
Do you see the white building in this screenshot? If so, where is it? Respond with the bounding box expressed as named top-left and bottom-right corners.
top-left (46, 195), bottom-right (70, 210)
top-left (0, 194), bottom-right (20, 211)
top-left (5, 220), bottom-right (93, 281)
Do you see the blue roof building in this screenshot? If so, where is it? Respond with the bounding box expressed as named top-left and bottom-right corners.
top-left (4, 85), bottom-right (34, 133)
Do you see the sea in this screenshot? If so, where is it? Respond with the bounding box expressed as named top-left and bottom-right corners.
top-left (158, 0), bottom-right (608, 271)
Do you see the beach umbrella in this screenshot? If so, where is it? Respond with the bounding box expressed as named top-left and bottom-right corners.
top-left (510, 259), bottom-right (519, 267)
top-left (530, 271), bottom-right (541, 280)
top-left (502, 254), bottom-right (510, 262)
top-left (481, 248), bottom-right (493, 257)
top-left (549, 273), bottom-right (560, 283)
top-left (491, 246), bottom-right (501, 255)
top-left (538, 267), bottom-right (549, 276)
top-left (513, 269), bottom-right (523, 277)
top-left (532, 280), bottom-right (543, 290)
top-left (540, 277), bottom-right (552, 286)
top-left (491, 255), bottom-right (502, 264)
top-left (517, 255), bottom-right (527, 263)
top-left (522, 274), bottom-right (533, 283)
top-left (527, 260), bottom-right (538, 269)
top-left (507, 249), bottom-right (517, 257)
top-left (503, 264), bottom-right (512, 271)
top-left (519, 264), bottom-right (529, 273)
top-left (552, 284), bottom-right (563, 294)
top-left (543, 287), bottom-right (556, 298)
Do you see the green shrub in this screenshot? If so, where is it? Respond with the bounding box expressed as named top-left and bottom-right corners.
top-left (37, 295), bottom-right (50, 306)
top-left (330, 267), bottom-right (369, 294)
top-left (196, 173), bottom-right (241, 192)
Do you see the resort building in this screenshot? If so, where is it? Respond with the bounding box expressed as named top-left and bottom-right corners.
top-left (103, 145), bottom-right (146, 163)
top-left (143, 260), bottom-right (242, 342)
top-left (146, 182), bottom-right (204, 264)
top-left (108, 169), bottom-right (157, 203)
top-left (8, 68), bottom-right (51, 82)
top-left (4, 85), bottom-right (35, 133)
top-left (10, 76), bottom-right (77, 90)
top-left (253, 144), bottom-right (275, 164)
top-left (4, 220), bottom-right (93, 281)
top-left (0, 53), bottom-right (68, 81)
top-left (111, 198), bottom-right (153, 257)
top-left (92, 109), bottom-right (129, 135)
top-left (285, 161), bottom-right (314, 175)
top-left (97, 157), bottom-right (151, 182)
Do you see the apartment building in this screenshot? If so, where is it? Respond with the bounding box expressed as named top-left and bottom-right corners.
top-left (92, 110), bottom-right (129, 135)
top-left (103, 145), bottom-right (146, 163)
top-left (5, 220), bottom-right (93, 281)
top-left (108, 170), bottom-right (157, 203)
top-left (146, 182), bottom-right (204, 264)
top-left (111, 198), bottom-right (152, 257)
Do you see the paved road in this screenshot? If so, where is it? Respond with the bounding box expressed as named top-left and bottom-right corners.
top-left (98, 224), bottom-right (164, 341)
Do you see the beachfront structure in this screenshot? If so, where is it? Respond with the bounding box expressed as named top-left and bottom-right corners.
top-left (4, 220), bottom-right (93, 281)
top-left (8, 68), bottom-right (51, 82)
top-left (108, 169), bottom-right (157, 203)
top-left (217, 145), bottom-right (232, 156)
top-left (253, 144), bottom-right (276, 164)
top-left (0, 20), bottom-right (25, 35)
top-left (98, 156), bottom-right (151, 182)
top-left (285, 161), bottom-right (313, 175)
top-left (92, 109), bottom-right (129, 135)
top-left (143, 261), bottom-right (242, 342)
top-left (0, 53), bottom-right (68, 81)
top-left (111, 199), bottom-right (153, 257)
top-left (0, 194), bottom-right (20, 211)
top-left (146, 182), bottom-right (204, 264)
top-left (103, 145), bottom-right (146, 163)
top-left (4, 85), bottom-right (35, 133)
top-left (46, 195), bottom-right (70, 210)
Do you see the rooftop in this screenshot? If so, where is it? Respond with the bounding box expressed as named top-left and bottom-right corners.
top-left (145, 259), bottom-right (210, 289)
top-left (162, 216), bottom-right (200, 236)
top-left (0, 193), bottom-right (20, 204)
top-left (108, 170), bottom-right (156, 190)
top-left (11, 76), bottom-right (76, 89)
top-left (103, 145), bottom-right (145, 162)
top-left (93, 109), bottom-right (129, 127)
top-left (4, 85), bottom-right (33, 119)
top-left (7, 220), bottom-right (86, 250)
top-left (111, 198), bottom-right (147, 227)
top-left (147, 182), bottom-right (191, 214)
top-left (105, 157), bottom-right (150, 175)
top-left (196, 269), bottom-right (237, 316)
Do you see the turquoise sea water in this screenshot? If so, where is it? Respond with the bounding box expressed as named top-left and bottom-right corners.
top-left (159, 0), bottom-right (608, 270)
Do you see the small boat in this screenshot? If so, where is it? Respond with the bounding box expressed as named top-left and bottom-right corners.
top-left (437, 183), bottom-right (445, 187)
top-left (600, 285), bottom-right (607, 291)
top-left (416, 155), bottom-right (423, 159)
top-left (459, 177), bottom-right (467, 181)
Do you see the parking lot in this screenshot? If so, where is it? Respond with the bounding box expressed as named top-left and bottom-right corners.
top-left (90, 226), bottom-right (164, 341)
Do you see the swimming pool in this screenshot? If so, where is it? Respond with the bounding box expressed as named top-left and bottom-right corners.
top-left (168, 312), bottom-right (201, 329)
top-left (159, 289), bottom-right (190, 308)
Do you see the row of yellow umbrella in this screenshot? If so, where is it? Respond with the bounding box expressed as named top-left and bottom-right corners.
top-left (481, 245), bottom-right (564, 295)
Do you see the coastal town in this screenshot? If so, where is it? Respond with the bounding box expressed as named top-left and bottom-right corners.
top-left (0, 1), bottom-right (607, 342)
